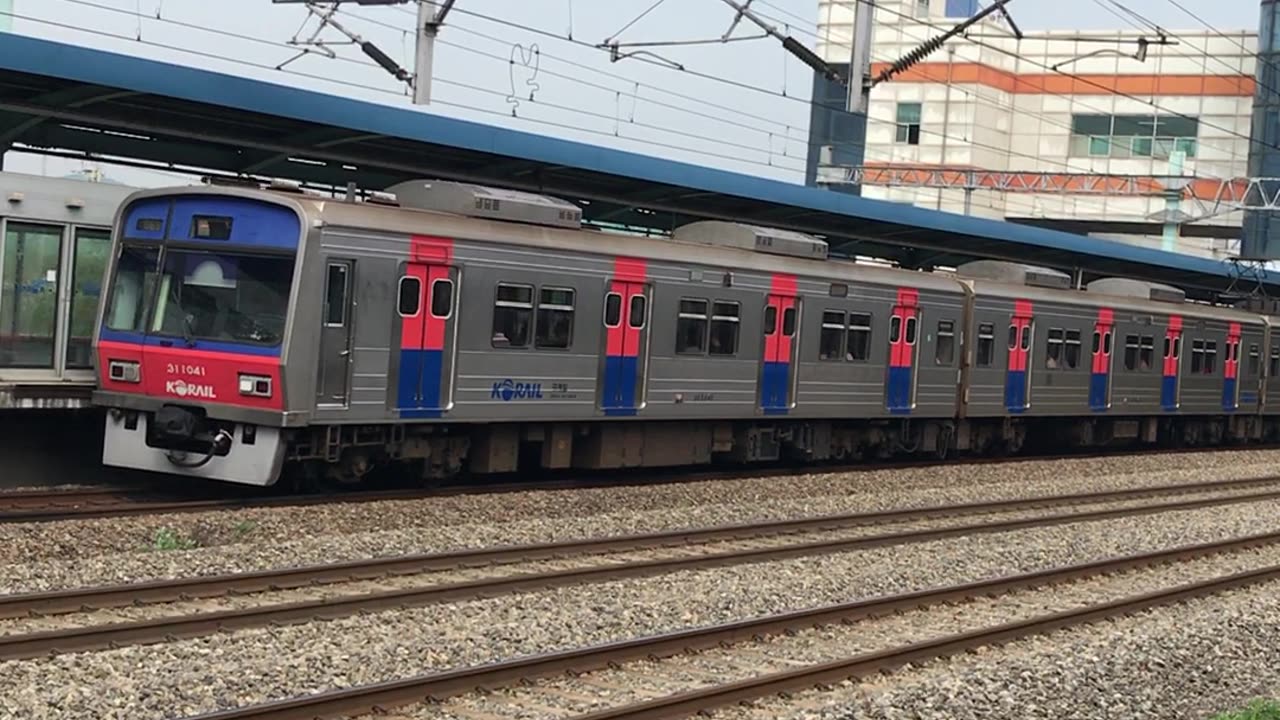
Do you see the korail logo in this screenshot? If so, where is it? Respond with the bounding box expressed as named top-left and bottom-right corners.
top-left (166, 379), bottom-right (218, 400)
top-left (491, 379), bottom-right (543, 401)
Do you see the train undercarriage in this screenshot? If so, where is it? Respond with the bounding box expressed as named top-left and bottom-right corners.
top-left (278, 413), bottom-right (1278, 487)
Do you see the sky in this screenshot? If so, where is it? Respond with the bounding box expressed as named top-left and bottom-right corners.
top-left (0, 0), bottom-right (1265, 187)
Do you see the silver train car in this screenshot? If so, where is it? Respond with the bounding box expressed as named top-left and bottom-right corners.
top-left (89, 180), bottom-right (1280, 486)
top-left (0, 171), bottom-right (135, 409)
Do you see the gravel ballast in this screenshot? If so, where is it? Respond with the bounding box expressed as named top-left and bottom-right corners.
top-left (708, 581), bottom-right (1280, 720)
top-left (6, 494), bottom-right (1280, 718)
top-left (4, 448), bottom-right (1280, 593)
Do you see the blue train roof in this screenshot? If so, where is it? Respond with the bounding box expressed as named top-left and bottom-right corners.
top-left (0, 33), bottom-right (1268, 301)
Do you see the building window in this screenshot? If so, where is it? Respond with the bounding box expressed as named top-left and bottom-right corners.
top-left (896, 102), bottom-right (921, 145)
top-left (976, 322), bottom-right (995, 367)
top-left (1069, 114), bottom-right (1199, 159)
top-left (916, 0), bottom-right (929, 16)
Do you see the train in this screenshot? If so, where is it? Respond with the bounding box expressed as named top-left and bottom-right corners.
top-left (83, 177), bottom-right (1280, 487)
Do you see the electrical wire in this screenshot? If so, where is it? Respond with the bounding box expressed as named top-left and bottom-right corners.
top-left (0, 0), bottom-right (1202, 221)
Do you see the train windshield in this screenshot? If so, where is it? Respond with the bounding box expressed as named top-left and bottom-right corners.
top-left (106, 246), bottom-right (294, 346)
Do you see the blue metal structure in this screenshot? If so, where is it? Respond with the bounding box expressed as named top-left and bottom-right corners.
top-left (0, 34), bottom-right (1272, 300)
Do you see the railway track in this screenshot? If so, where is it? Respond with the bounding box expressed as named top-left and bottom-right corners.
top-left (4, 475), bottom-right (1280, 661)
top-left (172, 531), bottom-right (1280, 720)
top-left (4, 443), bottom-right (1277, 523)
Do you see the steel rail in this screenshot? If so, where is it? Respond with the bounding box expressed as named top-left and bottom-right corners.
top-left (4, 484), bottom-right (1280, 661)
top-left (176, 531), bottom-right (1280, 720)
top-left (5, 474), bottom-right (1280, 620)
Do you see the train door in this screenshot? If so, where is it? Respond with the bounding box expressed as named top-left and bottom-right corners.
top-left (759, 292), bottom-right (800, 414)
top-left (1224, 322), bottom-right (1242, 411)
top-left (396, 259), bottom-right (457, 418)
top-left (600, 281), bottom-right (650, 415)
top-left (1089, 309), bottom-right (1114, 412)
top-left (317, 260), bottom-right (355, 407)
top-left (1004, 301), bottom-right (1033, 412)
top-left (1161, 315), bottom-right (1182, 412)
top-left (885, 290), bottom-right (919, 413)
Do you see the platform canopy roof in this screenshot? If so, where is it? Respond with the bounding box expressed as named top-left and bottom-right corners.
top-left (0, 34), bottom-right (1271, 301)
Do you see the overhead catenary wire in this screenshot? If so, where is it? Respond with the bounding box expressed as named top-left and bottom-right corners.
top-left (0, 0), bottom-right (1214, 222)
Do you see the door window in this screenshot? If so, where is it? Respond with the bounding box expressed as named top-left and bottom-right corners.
top-left (66, 228), bottom-right (111, 368)
top-left (0, 223), bottom-right (63, 368)
top-left (324, 263), bottom-right (349, 326)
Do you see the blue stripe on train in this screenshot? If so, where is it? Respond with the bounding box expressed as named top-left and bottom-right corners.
top-left (886, 365), bottom-right (912, 414)
top-left (602, 355), bottom-right (639, 416)
top-left (1223, 377), bottom-right (1238, 412)
top-left (1161, 375), bottom-right (1178, 412)
top-left (1004, 369), bottom-right (1026, 413)
top-left (397, 348), bottom-right (443, 419)
top-left (1089, 372), bottom-right (1108, 412)
top-left (761, 360), bottom-right (790, 415)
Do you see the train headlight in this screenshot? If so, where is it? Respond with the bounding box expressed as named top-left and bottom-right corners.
top-left (238, 374), bottom-right (273, 398)
top-left (108, 360), bottom-right (141, 383)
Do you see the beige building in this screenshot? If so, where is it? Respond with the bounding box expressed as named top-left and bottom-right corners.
top-left (811, 0), bottom-right (1256, 258)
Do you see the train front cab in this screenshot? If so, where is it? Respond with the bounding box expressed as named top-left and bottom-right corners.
top-left (93, 191), bottom-right (304, 485)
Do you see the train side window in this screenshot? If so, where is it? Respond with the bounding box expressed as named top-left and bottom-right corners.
top-left (782, 307), bottom-right (797, 337)
top-left (1139, 335), bottom-right (1154, 371)
top-left (905, 315), bottom-right (918, 345)
top-left (1123, 335), bottom-right (1140, 371)
top-left (1019, 324), bottom-right (1030, 351)
top-left (709, 301), bottom-right (740, 356)
top-left (628, 294), bottom-right (647, 329)
top-left (1205, 341), bottom-right (1218, 374)
top-left (1103, 331), bottom-right (1112, 355)
top-left (396, 276), bottom-right (421, 317)
top-left (1249, 344), bottom-right (1260, 377)
top-left (764, 305), bottom-right (778, 335)
top-left (1064, 329), bottom-right (1082, 369)
top-left (935, 320), bottom-right (955, 365)
top-left (492, 283), bottom-right (534, 348)
top-left (820, 311), bottom-right (846, 361)
top-left (604, 293), bottom-right (622, 327)
top-left (848, 313), bottom-right (872, 361)
top-left (1163, 337), bottom-right (1171, 359)
top-left (976, 323), bottom-right (995, 367)
top-left (1091, 331), bottom-right (1101, 354)
top-left (1271, 345), bottom-right (1280, 376)
top-left (1045, 328), bottom-right (1063, 369)
top-left (535, 287), bottom-right (575, 349)
top-left (430, 279), bottom-right (453, 319)
top-left (1174, 336), bottom-right (1182, 359)
top-left (676, 298), bottom-right (709, 355)
top-left (1191, 339), bottom-right (1205, 373)
top-left (890, 316), bottom-right (902, 343)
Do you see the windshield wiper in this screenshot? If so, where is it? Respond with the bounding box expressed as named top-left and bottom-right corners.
top-left (182, 314), bottom-right (198, 348)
